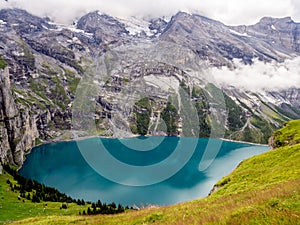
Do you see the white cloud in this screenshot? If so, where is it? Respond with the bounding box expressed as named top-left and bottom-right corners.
top-left (210, 57), bottom-right (300, 91)
top-left (0, 0), bottom-right (299, 25)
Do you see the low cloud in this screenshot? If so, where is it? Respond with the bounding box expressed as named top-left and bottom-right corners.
top-left (210, 57), bottom-right (300, 91)
top-left (0, 0), bottom-right (299, 25)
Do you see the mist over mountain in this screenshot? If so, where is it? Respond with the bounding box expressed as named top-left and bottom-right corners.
top-left (0, 0), bottom-right (300, 25)
top-left (0, 8), bottom-right (300, 166)
top-left (211, 57), bottom-right (300, 91)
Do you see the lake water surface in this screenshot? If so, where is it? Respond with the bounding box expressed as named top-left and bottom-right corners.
top-left (19, 137), bottom-right (269, 206)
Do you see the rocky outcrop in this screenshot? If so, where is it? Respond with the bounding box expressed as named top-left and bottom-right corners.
top-left (149, 18), bottom-right (168, 35)
top-left (268, 135), bottom-right (276, 150)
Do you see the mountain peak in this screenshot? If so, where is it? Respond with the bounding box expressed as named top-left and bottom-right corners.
top-left (258, 16), bottom-right (294, 25)
top-left (76, 10), bottom-right (128, 34)
top-left (0, 8), bottom-right (54, 33)
top-left (174, 11), bottom-right (191, 17)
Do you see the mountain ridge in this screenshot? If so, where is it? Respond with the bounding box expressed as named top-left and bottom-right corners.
top-left (0, 8), bottom-right (299, 165)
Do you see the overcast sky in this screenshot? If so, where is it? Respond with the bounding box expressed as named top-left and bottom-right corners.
top-left (0, 0), bottom-right (299, 24)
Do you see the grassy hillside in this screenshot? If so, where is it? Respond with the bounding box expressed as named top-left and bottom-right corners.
top-left (5, 120), bottom-right (300, 224)
top-left (271, 120), bottom-right (300, 148)
top-left (0, 166), bottom-right (126, 224)
top-left (0, 170), bottom-right (89, 224)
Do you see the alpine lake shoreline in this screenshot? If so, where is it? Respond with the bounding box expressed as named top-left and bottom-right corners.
top-left (17, 134), bottom-right (270, 207)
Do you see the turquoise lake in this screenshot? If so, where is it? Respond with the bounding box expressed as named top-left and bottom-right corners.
top-left (19, 137), bottom-right (269, 206)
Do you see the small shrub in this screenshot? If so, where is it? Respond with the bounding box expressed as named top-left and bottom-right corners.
top-left (219, 177), bottom-right (231, 186)
top-left (144, 213), bottom-right (164, 223)
top-left (0, 56), bottom-right (7, 69)
top-left (269, 198), bottom-right (279, 207)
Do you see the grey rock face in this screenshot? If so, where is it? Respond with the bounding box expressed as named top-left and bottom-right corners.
top-left (0, 67), bottom-right (39, 165)
top-left (77, 11), bottom-right (129, 45)
top-left (230, 17), bottom-right (300, 61)
top-left (0, 8), bottom-right (54, 34)
top-left (160, 12), bottom-right (300, 66)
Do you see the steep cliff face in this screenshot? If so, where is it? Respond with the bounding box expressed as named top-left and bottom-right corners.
top-left (0, 67), bottom-right (39, 165)
top-left (0, 62), bottom-right (78, 166)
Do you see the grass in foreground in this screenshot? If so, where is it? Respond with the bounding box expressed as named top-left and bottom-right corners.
top-left (11, 179), bottom-right (300, 225)
top-left (6, 120), bottom-right (300, 224)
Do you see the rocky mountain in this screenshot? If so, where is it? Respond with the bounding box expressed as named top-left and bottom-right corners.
top-left (161, 12), bottom-right (300, 65)
top-left (0, 8), bottom-right (299, 166)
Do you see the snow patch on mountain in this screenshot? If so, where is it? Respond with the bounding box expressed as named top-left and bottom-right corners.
top-left (229, 29), bottom-right (251, 37)
top-left (119, 17), bottom-right (153, 36)
top-left (65, 26), bottom-right (93, 37)
top-left (47, 21), bottom-right (93, 37)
